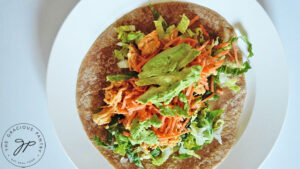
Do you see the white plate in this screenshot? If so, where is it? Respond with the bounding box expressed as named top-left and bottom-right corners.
top-left (46, 0), bottom-right (289, 169)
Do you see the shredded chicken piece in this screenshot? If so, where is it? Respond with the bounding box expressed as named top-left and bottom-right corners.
top-left (103, 81), bottom-right (128, 106)
top-left (103, 80), bottom-right (126, 90)
top-left (92, 107), bottom-right (114, 125)
top-left (92, 80), bottom-right (130, 125)
top-left (168, 29), bottom-right (178, 41)
top-left (127, 44), bottom-right (140, 71)
top-left (138, 30), bottom-right (161, 56)
top-left (159, 137), bottom-right (181, 150)
top-left (191, 100), bottom-right (205, 111)
top-left (194, 84), bottom-right (206, 95)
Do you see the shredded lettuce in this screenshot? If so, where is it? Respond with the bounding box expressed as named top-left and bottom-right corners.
top-left (150, 148), bottom-right (162, 158)
top-left (181, 134), bottom-right (199, 150)
top-left (217, 36), bottom-right (253, 75)
top-left (113, 133), bottom-right (129, 156)
top-left (213, 37), bottom-right (238, 56)
top-left (134, 32), bottom-right (145, 44)
top-left (127, 149), bottom-right (143, 168)
top-left (177, 14), bottom-right (190, 34)
top-left (151, 147), bottom-right (172, 166)
top-left (154, 16), bottom-right (166, 39)
top-left (128, 31), bottom-right (145, 44)
top-left (178, 143), bottom-right (200, 159)
top-left (115, 25), bottom-right (144, 45)
top-left (117, 60), bottom-right (129, 68)
top-left (127, 31), bottom-right (145, 43)
top-left (114, 47), bottom-right (128, 61)
top-left (127, 32), bottom-right (140, 41)
top-left (94, 136), bottom-right (114, 150)
top-left (117, 31), bottom-right (128, 43)
top-left (157, 105), bottom-right (190, 118)
top-left (218, 61), bottom-right (251, 76)
top-left (214, 37), bottom-right (220, 46)
top-left (100, 115), bottom-right (145, 168)
top-left (225, 78), bottom-right (240, 93)
top-left (106, 71), bottom-right (138, 82)
top-left (187, 29), bottom-right (196, 37)
top-left (195, 28), bottom-right (205, 43)
top-left (218, 73), bottom-right (241, 93)
top-left (240, 35), bottom-right (253, 58)
top-left (149, 4), bottom-right (168, 30)
top-left (213, 119), bottom-right (224, 144)
top-left (155, 92), bottom-right (191, 118)
top-left (166, 25), bottom-right (176, 34)
top-left (130, 115), bottom-right (162, 145)
top-left (180, 107), bottom-right (224, 155)
top-left (172, 154), bottom-right (191, 159)
top-left (182, 28), bottom-right (196, 38)
top-left (115, 25), bottom-right (136, 33)
top-left (190, 122), bottom-right (210, 146)
top-left (117, 42), bottom-right (129, 47)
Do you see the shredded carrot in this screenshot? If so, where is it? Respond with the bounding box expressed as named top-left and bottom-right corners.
top-left (208, 39), bottom-right (214, 56)
top-left (180, 118), bottom-right (190, 131)
top-left (214, 42), bottom-right (230, 49)
top-left (227, 52), bottom-right (235, 62)
top-left (233, 43), bottom-right (240, 67)
top-left (117, 107), bottom-right (128, 114)
top-left (127, 105), bottom-right (145, 112)
top-left (196, 40), bottom-right (209, 51)
top-left (210, 76), bottom-right (215, 92)
top-left (121, 99), bottom-right (127, 110)
top-left (128, 79), bottom-right (138, 88)
top-left (176, 38), bottom-right (198, 47)
top-left (189, 15), bottom-right (199, 26)
top-left (213, 50), bottom-right (229, 58)
top-left (123, 131), bottom-right (130, 136)
top-left (187, 85), bottom-right (194, 105)
top-left (159, 117), bottom-right (167, 133)
top-left (124, 111), bottom-right (137, 128)
top-left (164, 36), bottom-right (180, 49)
top-left (200, 24), bottom-right (209, 39)
top-left (165, 118), bottom-right (173, 134)
top-left (186, 85), bottom-right (193, 96)
top-left (201, 93), bottom-right (215, 103)
top-left (151, 105), bottom-right (160, 113)
top-left (169, 117), bottom-right (177, 134)
top-left (160, 39), bottom-right (167, 46)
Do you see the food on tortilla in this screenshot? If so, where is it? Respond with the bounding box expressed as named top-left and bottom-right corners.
top-left (76, 2), bottom-right (253, 169)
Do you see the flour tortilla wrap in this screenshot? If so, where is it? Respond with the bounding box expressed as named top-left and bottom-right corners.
top-left (76, 2), bottom-right (246, 169)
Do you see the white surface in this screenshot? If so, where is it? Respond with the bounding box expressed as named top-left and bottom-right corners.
top-left (46, 0), bottom-right (287, 169)
top-left (0, 0), bottom-right (299, 169)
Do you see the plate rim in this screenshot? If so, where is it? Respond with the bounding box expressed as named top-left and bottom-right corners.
top-left (46, 0), bottom-right (289, 169)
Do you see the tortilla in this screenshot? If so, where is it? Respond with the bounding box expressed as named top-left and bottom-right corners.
top-left (76, 2), bottom-right (246, 169)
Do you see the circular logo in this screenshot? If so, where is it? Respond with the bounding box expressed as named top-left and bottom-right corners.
top-left (1, 123), bottom-right (46, 168)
